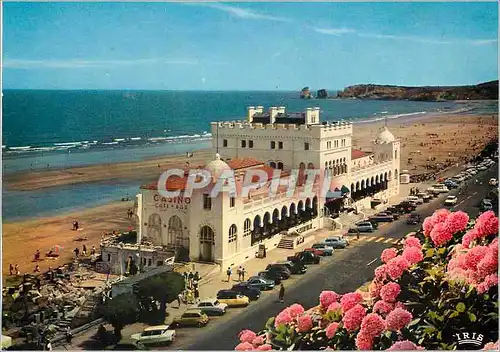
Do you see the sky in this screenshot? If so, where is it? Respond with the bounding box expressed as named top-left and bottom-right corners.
top-left (3, 2), bottom-right (498, 90)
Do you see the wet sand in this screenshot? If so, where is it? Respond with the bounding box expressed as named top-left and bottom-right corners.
top-left (2, 113), bottom-right (497, 279)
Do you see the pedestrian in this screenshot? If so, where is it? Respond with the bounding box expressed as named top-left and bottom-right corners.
top-left (192, 279), bottom-right (199, 290)
top-left (82, 245), bottom-right (87, 256)
top-left (194, 288), bottom-right (200, 302)
top-left (237, 266), bottom-right (242, 281)
top-left (74, 247), bottom-right (80, 258)
top-left (183, 272), bottom-right (189, 287)
top-left (177, 292), bottom-right (183, 308)
top-left (194, 271), bottom-right (200, 281)
top-left (188, 271), bottom-right (194, 287)
top-left (14, 264), bottom-right (19, 275)
top-left (91, 245), bottom-right (96, 256)
top-left (34, 265), bottom-right (40, 273)
top-left (241, 267), bottom-right (246, 281)
top-left (278, 283), bottom-right (285, 303)
top-left (75, 221), bottom-right (79, 230)
top-left (65, 326), bottom-right (72, 343)
top-left (226, 267), bottom-right (232, 282)
top-left (9, 264), bottom-right (13, 276)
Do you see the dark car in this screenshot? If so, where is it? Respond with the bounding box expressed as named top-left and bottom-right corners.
top-left (263, 265), bottom-right (291, 279)
top-left (287, 251), bottom-right (321, 265)
top-left (380, 209), bottom-right (400, 220)
top-left (245, 277), bottom-right (276, 291)
top-left (396, 201), bottom-right (417, 214)
top-left (230, 283), bottom-right (261, 300)
top-left (386, 206), bottom-right (405, 215)
top-left (258, 270), bottom-right (285, 284)
top-left (267, 262), bottom-right (307, 275)
top-left (406, 213), bottom-right (421, 225)
top-left (369, 214), bottom-right (394, 222)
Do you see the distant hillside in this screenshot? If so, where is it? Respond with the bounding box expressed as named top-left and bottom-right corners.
top-left (337, 80), bottom-right (498, 101)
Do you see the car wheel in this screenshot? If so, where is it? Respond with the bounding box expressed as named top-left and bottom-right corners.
top-left (197, 322), bottom-right (204, 328)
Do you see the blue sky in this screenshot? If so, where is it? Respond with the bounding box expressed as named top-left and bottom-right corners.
top-left (3, 2), bottom-right (498, 90)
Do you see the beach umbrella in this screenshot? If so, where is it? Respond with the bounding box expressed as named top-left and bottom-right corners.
top-left (52, 245), bottom-right (64, 253)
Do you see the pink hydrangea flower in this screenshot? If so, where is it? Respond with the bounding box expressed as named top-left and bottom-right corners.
top-left (422, 216), bottom-right (434, 237)
top-left (385, 307), bottom-right (413, 331)
top-left (327, 302), bottom-right (342, 312)
top-left (402, 246), bottom-right (424, 265)
top-left (477, 274), bottom-right (499, 294)
top-left (340, 292), bottom-right (363, 313)
top-left (319, 291), bottom-right (340, 308)
top-left (387, 340), bottom-right (424, 350)
top-left (404, 236), bottom-right (422, 250)
top-left (325, 322), bottom-right (340, 339)
top-left (342, 304), bottom-right (366, 331)
top-left (477, 253), bottom-right (497, 279)
top-left (288, 303), bottom-right (305, 318)
top-left (235, 342), bottom-right (254, 351)
top-left (483, 340), bottom-right (499, 351)
top-left (239, 330), bottom-right (257, 343)
top-left (274, 309), bottom-right (292, 328)
top-left (297, 314), bottom-right (313, 332)
top-left (394, 301), bottom-right (406, 309)
top-left (252, 336), bottom-right (265, 346)
top-left (380, 282), bottom-right (401, 303)
top-left (444, 211), bottom-right (470, 234)
top-left (373, 300), bottom-right (394, 316)
top-left (360, 313), bottom-right (385, 338)
top-left (464, 245), bottom-right (489, 270)
top-left (374, 265), bottom-right (388, 281)
top-left (430, 222), bottom-right (454, 247)
top-left (355, 330), bottom-right (373, 350)
top-left (257, 344), bottom-right (273, 351)
top-left (386, 256), bottom-right (409, 280)
top-left (474, 211), bottom-right (499, 237)
top-left (381, 248), bottom-right (398, 263)
top-left (369, 281), bottom-right (382, 299)
top-left (462, 230), bottom-right (476, 248)
top-left (432, 208), bottom-right (451, 223)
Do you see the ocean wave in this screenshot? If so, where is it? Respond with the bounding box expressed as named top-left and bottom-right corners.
top-left (114, 138), bottom-right (126, 142)
top-left (9, 146), bottom-right (32, 150)
top-left (356, 111), bottom-right (428, 124)
top-left (130, 137), bottom-right (142, 141)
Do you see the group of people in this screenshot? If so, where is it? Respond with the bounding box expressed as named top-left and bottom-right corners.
top-left (226, 266), bottom-right (247, 282)
top-left (126, 209), bottom-right (134, 219)
top-left (178, 271), bottom-right (201, 306)
top-left (73, 245), bottom-right (96, 258)
top-left (409, 187), bottom-right (420, 196)
top-left (8, 264), bottom-right (20, 276)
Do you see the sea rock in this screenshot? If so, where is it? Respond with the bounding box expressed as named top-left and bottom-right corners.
top-left (316, 89), bottom-right (328, 99)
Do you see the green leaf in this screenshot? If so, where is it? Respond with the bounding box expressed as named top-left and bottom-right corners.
top-left (468, 312), bottom-right (477, 322)
top-left (448, 311), bottom-right (459, 319)
top-left (437, 331), bottom-right (442, 341)
top-left (437, 248), bottom-right (446, 255)
top-left (456, 302), bottom-right (466, 313)
top-left (423, 326), bottom-right (436, 334)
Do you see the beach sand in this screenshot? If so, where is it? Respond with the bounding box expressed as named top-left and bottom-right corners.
top-left (2, 113), bottom-right (497, 279)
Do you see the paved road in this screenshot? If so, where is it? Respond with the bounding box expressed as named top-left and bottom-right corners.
top-left (173, 167), bottom-right (498, 350)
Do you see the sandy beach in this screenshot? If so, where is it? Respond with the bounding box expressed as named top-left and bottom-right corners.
top-left (2, 113), bottom-right (497, 279)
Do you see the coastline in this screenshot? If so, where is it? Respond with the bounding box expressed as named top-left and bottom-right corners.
top-left (2, 112), bottom-right (497, 277)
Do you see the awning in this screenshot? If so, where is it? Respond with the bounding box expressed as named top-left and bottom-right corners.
top-left (341, 185), bottom-right (350, 194)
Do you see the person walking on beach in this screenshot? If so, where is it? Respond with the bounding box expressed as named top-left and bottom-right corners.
top-left (34, 265), bottom-right (40, 273)
top-left (14, 264), bottom-right (19, 275)
top-left (9, 264), bottom-right (13, 276)
top-left (91, 246), bottom-right (96, 256)
top-left (73, 247), bottom-right (80, 258)
top-left (278, 284), bottom-right (285, 303)
top-left (82, 245), bottom-right (87, 256)
top-left (226, 267), bottom-right (232, 282)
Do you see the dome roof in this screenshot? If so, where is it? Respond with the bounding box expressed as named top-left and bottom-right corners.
top-left (375, 127), bottom-right (396, 144)
top-left (205, 153), bottom-right (231, 182)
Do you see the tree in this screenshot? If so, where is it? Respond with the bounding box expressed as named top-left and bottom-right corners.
top-left (100, 294), bottom-right (140, 340)
top-left (136, 271), bottom-right (185, 325)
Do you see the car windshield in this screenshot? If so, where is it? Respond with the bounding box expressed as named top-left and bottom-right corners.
top-left (447, 196), bottom-right (455, 200)
top-left (142, 329), bottom-right (164, 336)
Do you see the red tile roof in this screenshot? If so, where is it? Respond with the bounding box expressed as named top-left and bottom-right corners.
top-left (227, 158), bottom-right (264, 170)
top-left (352, 149), bottom-right (372, 160)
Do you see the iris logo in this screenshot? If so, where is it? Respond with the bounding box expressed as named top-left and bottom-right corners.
top-left (454, 332), bottom-right (484, 349)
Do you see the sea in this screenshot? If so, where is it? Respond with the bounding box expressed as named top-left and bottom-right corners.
top-left (2, 90), bottom-right (497, 221)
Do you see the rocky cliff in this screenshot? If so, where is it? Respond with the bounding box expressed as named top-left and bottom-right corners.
top-left (337, 80), bottom-right (498, 101)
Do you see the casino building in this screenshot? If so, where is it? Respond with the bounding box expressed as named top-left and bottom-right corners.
top-left (131, 106), bottom-right (400, 270)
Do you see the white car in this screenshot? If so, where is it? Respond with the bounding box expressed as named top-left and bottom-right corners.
top-left (444, 196), bottom-right (458, 206)
top-left (190, 298), bottom-right (228, 316)
top-left (489, 178), bottom-right (498, 186)
top-left (467, 169), bottom-right (478, 175)
top-left (406, 196), bottom-right (424, 205)
top-left (427, 184), bottom-right (449, 194)
top-left (131, 325), bottom-right (176, 345)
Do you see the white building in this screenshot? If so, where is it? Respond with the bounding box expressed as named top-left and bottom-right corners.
top-left (132, 106), bottom-right (400, 269)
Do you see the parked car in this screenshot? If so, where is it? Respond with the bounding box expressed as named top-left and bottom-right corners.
top-left (130, 325), bottom-right (176, 346)
top-left (287, 251), bottom-right (321, 264)
top-left (190, 298), bottom-right (227, 316)
top-left (406, 196), bottom-right (424, 205)
top-left (478, 165), bottom-right (488, 171)
top-left (386, 206), bottom-right (405, 215)
top-left (406, 213), bottom-right (421, 225)
top-left (396, 201), bottom-right (417, 213)
top-left (416, 192), bottom-right (432, 203)
top-left (489, 178), bottom-right (498, 186)
top-left (304, 247), bottom-right (324, 256)
top-left (323, 236), bottom-right (348, 249)
top-left (353, 221), bottom-right (375, 232)
top-left (444, 196), bottom-right (458, 206)
top-left (380, 210), bottom-right (400, 220)
top-left (444, 179), bottom-right (459, 189)
top-left (270, 261), bottom-right (308, 274)
top-left (311, 243), bottom-right (334, 256)
top-left (244, 277), bottom-right (276, 291)
top-left (452, 176), bottom-right (465, 183)
top-left (427, 184), bottom-right (449, 194)
top-left (262, 265), bottom-right (291, 279)
top-left (230, 283), bottom-right (261, 300)
top-left (171, 310), bottom-right (209, 328)
top-left (216, 290), bottom-right (250, 307)
top-left (365, 219), bottom-right (379, 229)
top-left (369, 214), bottom-right (394, 223)
top-left (258, 270), bottom-right (284, 284)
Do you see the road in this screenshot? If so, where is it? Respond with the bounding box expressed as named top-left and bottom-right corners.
top-left (172, 167), bottom-right (498, 350)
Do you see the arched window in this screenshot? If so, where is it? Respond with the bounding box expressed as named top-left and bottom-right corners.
top-left (270, 161), bottom-right (276, 169)
top-left (228, 224), bottom-right (238, 254)
top-left (244, 219), bottom-right (251, 237)
top-left (277, 162), bottom-right (284, 170)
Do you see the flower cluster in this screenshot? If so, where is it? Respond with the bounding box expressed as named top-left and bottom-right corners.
top-left (235, 330), bottom-right (272, 351)
top-left (462, 210), bottom-right (499, 248)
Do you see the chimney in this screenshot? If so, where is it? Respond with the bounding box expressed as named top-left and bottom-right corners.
top-left (256, 106), bottom-right (264, 113)
top-left (247, 106), bottom-right (256, 122)
top-left (269, 106), bottom-right (279, 124)
top-left (278, 106), bottom-right (286, 114)
top-left (313, 107), bottom-right (320, 124)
